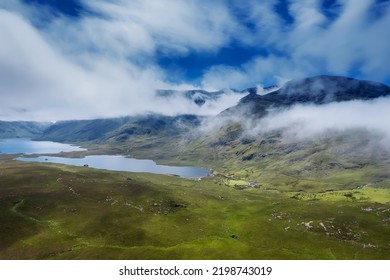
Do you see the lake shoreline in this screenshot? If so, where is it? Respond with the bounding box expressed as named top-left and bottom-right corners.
top-left (1, 138), bottom-right (211, 179)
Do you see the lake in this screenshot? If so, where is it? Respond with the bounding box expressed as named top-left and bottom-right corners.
top-left (0, 138), bottom-right (210, 178)
top-left (0, 138), bottom-right (86, 154)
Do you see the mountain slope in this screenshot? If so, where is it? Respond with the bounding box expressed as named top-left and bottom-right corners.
top-left (0, 121), bottom-right (49, 139)
top-left (172, 75), bottom-right (390, 190)
top-left (37, 114), bottom-right (201, 143)
top-left (35, 117), bottom-right (133, 142)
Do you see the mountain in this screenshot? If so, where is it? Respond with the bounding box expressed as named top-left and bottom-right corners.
top-left (171, 76), bottom-right (390, 194)
top-left (35, 117), bottom-right (133, 142)
top-left (156, 89), bottom-right (229, 106)
top-left (1, 75), bottom-right (389, 162)
top-left (155, 85), bottom-right (279, 107)
top-left (193, 75), bottom-right (390, 156)
top-left (225, 75), bottom-right (390, 117)
top-left (37, 114), bottom-right (201, 142)
top-left (0, 121), bottom-right (49, 139)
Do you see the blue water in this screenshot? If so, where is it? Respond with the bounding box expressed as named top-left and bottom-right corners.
top-left (0, 138), bottom-right (210, 178)
top-left (17, 155), bottom-right (210, 178)
top-left (0, 138), bottom-right (86, 154)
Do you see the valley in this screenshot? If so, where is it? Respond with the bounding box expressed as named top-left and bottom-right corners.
top-left (1, 75), bottom-right (389, 259)
top-left (1, 157), bottom-right (389, 259)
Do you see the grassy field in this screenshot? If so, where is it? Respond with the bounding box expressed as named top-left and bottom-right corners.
top-left (0, 155), bottom-right (389, 259)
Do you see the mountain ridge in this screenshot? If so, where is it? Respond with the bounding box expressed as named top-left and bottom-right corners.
top-left (223, 75), bottom-right (390, 117)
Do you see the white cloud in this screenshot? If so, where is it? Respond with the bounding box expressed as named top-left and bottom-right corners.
top-left (200, 0), bottom-right (390, 88)
top-left (288, 0), bottom-right (327, 30)
top-left (0, 0), bottom-right (389, 121)
top-left (201, 55), bottom-right (315, 89)
top-left (54, 0), bottom-right (239, 58)
top-left (248, 97), bottom-right (390, 143)
top-left (1, 9), bottom-right (204, 121)
top-left (0, 0), bottom-right (243, 121)
top-left (289, 0), bottom-right (388, 75)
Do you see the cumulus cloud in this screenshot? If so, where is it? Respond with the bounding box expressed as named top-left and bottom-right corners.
top-left (41, 0), bottom-right (240, 61)
top-left (201, 0), bottom-right (390, 88)
top-left (290, 0), bottom-right (390, 77)
top-left (201, 55), bottom-right (313, 90)
top-left (0, 0), bottom-right (242, 121)
top-left (0, 8), bottom-right (167, 120)
top-left (0, 0), bottom-right (389, 121)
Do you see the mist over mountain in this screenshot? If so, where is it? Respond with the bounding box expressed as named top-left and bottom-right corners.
top-left (0, 121), bottom-right (49, 139)
top-left (154, 85), bottom-right (280, 115)
top-left (212, 79), bottom-right (390, 166)
top-left (224, 75), bottom-right (390, 118)
top-left (156, 85), bottom-right (280, 107)
top-left (1, 75), bottom-right (389, 147)
top-left (279, 75), bottom-right (390, 100)
top-left (156, 89), bottom-right (230, 106)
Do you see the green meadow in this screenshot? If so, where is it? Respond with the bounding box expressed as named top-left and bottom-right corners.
top-left (1, 155), bottom-right (389, 259)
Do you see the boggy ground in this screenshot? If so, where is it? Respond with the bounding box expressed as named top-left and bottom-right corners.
top-left (0, 155), bottom-right (389, 259)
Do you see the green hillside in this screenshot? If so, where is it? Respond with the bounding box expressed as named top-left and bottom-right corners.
top-left (0, 158), bottom-right (388, 259)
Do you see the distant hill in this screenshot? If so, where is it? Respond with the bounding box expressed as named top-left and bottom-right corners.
top-left (33, 114), bottom-right (202, 144)
top-left (35, 117), bottom-right (133, 142)
top-left (0, 121), bottom-right (49, 139)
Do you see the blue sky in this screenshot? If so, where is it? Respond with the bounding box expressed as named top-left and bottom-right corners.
top-left (1, 0), bottom-right (390, 120)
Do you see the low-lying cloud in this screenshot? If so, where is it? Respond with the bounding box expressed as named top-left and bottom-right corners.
top-left (199, 94), bottom-right (390, 152)
top-left (252, 97), bottom-right (390, 139)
